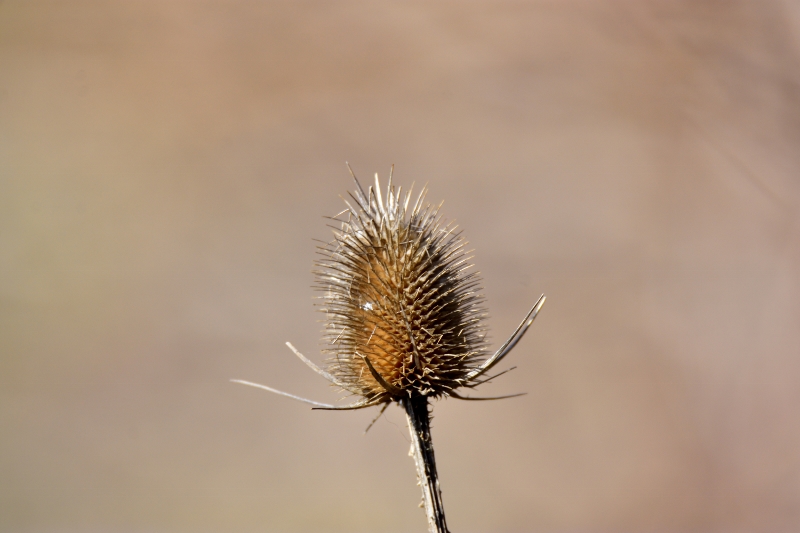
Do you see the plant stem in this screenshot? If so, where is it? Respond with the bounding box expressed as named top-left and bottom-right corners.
top-left (404, 396), bottom-right (450, 533)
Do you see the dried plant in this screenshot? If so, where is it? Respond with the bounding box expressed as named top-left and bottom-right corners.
top-left (233, 165), bottom-right (545, 533)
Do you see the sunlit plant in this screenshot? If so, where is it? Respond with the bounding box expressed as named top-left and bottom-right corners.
top-left (234, 166), bottom-right (545, 533)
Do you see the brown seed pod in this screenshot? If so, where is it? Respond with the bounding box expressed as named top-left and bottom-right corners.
top-left (233, 166), bottom-right (545, 533)
top-left (315, 170), bottom-right (488, 402)
top-left (232, 166), bottom-right (544, 411)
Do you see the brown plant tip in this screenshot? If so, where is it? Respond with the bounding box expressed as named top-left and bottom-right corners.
top-left (232, 165), bottom-right (545, 409)
top-left (231, 165), bottom-right (545, 533)
top-left (315, 168), bottom-right (488, 403)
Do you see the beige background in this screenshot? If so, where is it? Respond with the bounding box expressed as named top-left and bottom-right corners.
top-left (2, 1), bottom-right (800, 532)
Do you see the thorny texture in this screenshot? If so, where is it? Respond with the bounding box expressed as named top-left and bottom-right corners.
top-left (315, 172), bottom-right (488, 403)
top-left (232, 169), bottom-right (544, 533)
top-left (231, 170), bottom-right (542, 411)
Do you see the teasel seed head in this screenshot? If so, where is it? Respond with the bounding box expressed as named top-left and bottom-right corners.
top-left (232, 165), bottom-right (545, 533)
top-left (315, 168), bottom-right (487, 403)
top-left (232, 165), bottom-right (544, 411)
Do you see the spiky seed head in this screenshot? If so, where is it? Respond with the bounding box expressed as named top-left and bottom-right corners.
top-left (314, 171), bottom-right (488, 404)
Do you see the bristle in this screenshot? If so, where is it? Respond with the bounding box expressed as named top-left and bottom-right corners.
top-left (316, 173), bottom-right (488, 402)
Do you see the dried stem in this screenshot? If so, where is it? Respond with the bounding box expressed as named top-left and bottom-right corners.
top-left (404, 396), bottom-right (450, 533)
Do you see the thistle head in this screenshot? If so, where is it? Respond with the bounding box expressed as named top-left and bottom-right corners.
top-left (231, 167), bottom-right (545, 533)
top-left (315, 169), bottom-right (488, 403)
top-left (233, 166), bottom-right (543, 410)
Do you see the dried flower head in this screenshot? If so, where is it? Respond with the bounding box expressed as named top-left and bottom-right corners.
top-left (233, 165), bottom-right (545, 533)
top-left (233, 166), bottom-right (544, 410)
top-left (316, 169), bottom-right (488, 402)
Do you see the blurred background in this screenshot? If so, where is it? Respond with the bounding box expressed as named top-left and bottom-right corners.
top-left (2, 1), bottom-right (799, 532)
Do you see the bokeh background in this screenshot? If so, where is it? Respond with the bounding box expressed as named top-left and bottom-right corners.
top-left (2, 1), bottom-right (799, 532)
